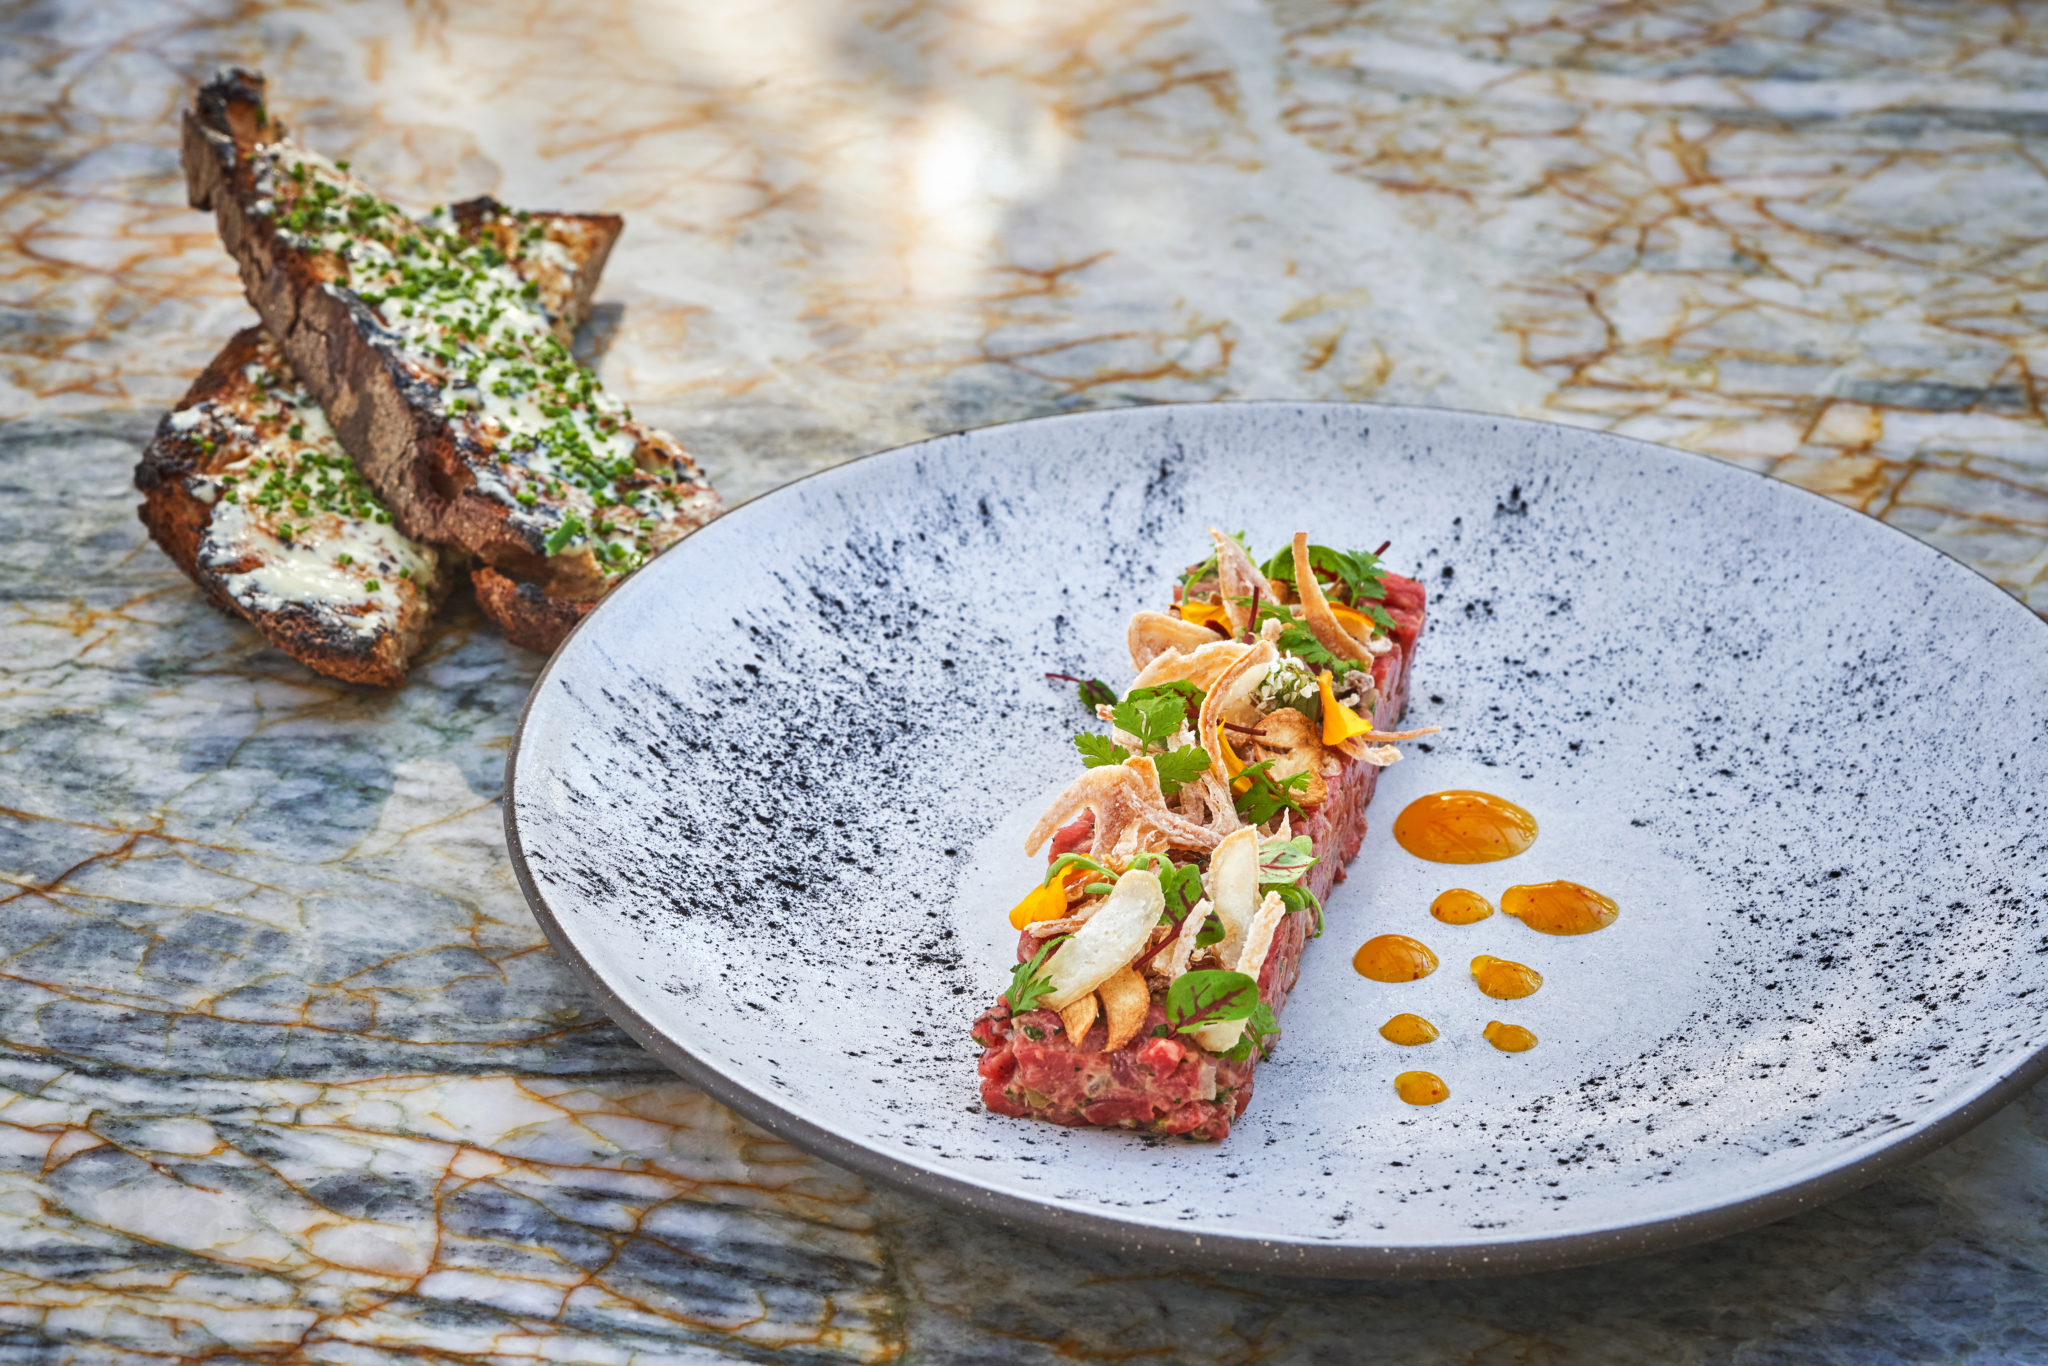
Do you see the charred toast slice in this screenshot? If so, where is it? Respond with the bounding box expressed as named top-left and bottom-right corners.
top-left (137, 328), bottom-right (451, 687)
top-left (141, 183), bottom-right (629, 681)
top-left (180, 69), bottom-right (720, 614)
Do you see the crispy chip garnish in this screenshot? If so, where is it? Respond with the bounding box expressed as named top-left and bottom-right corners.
top-left (1206, 826), bottom-right (1260, 971)
top-left (1127, 610), bottom-right (1220, 670)
top-left (1291, 531), bottom-right (1376, 669)
top-left (1197, 640), bottom-right (1277, 787)
top-left (1098, 966), bottom-right (1150, 1052)
top-left (1243, 706), bottom-right (1329, 806)
top-left (1166, 895), bottom-right (1213, 979)
top-left (1129, 637), bottom-right (1252, 695)
top-left (1060, 992), bottom-right (1099, 1046)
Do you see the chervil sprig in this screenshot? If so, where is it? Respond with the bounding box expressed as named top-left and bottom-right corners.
top-left (1004, 937), bottom-right (1067, 1014)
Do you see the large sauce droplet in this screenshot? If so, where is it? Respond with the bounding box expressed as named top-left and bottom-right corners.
top-left (1354, 934), bottom-right (1439, 982)
top-left (1394, 791), bottom-right (1538, 863)
top-left (1379, 1013), bottom-right (1440, 1045)
top-left (1395, 1071), bottom-right (1449, 1105)
top-left (1471, 954), bottom-right (1543, 999)
top-left (1430, 888), bottom-right (1495, 925)
top-left (1502, 880), bottom-right (1619, 935)
top-left (1483, 1021), bottom-right (1538, 1052)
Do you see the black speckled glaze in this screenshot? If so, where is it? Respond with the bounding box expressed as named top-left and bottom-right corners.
top-left (507, 402), bottom-right (2048, 1278)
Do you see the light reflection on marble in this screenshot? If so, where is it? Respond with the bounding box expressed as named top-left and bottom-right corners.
top-left (3, 0), bottom-right (2046, 1359)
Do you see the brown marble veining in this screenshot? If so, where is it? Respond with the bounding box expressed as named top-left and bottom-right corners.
top-left (4, 0), bottom-right (2046, 1359)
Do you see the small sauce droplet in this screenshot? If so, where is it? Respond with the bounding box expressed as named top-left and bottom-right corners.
top-left (1394, 790), bottom-right (1538, 864)
top-left (1354, 934), bottom-right (1439, 982)
top-left (1471, 954), bottom-right (1543, 999)
top-left (1483, 1021), bottom-right (1538, 1052)
top-left (1379, 1013), bottom-right (1440, 1045)
top-left (1395, 1071), bottom-right (1449, 1105)
top-left (1501, 880), bottom-right (1619, 935)
top-left (1430, 888), bottom-right (1495, 925)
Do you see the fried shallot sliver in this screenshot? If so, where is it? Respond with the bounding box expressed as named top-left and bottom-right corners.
top-left (1210, 526), bottom-right (1275, 639)
top-left (1291, 531), bottom-right (1376, 669)
top-left (1023, 761), bottom-right (1221, 859)
top-left (1335, 736), bottom-right (1405, 767)
top-left (1171, 767), bottom-right (1243, 842)
top-left (1197, 639), bottom-right (1277, 786)
top-left (1166, 896), bottom-right (1214, 980)
top-left (1025, 914), bottom-right (1092, 938)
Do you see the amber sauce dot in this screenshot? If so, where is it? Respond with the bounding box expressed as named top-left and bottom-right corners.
top-left (1471, 954), bottom-right (1543, 999)
top-left (1395, 1071), bottom-right (1449, 1105)
top-left (1501, 880), bottom-right (1619, 935)
top-left (1430, 888), bottom-right (1495, 925)
top-left (1393, 790), bottom-right (1538, 864)
top-left (1379, 1013), bottom-right (1440, 1046)
top-left (1353, 934), bottom-right (1439, 982)
top-left (1484, 1021), bottom-right (1538, 1052)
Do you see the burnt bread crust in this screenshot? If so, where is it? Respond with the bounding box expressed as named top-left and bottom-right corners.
top-left (472, 566), bottom-right (594, 654)
top-left (137, 327), bottom-right (454, 687)
top-left (182, 69), bottom-right (719, 604)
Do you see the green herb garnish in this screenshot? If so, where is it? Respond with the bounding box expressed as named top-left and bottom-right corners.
top-left (1111, 692), bottom-right (1188, 749)
top-left (1156, 860), bottom-right (1205, 923)
top-left (1004, 937), bottom-right (1066, 1015)
top-left (1043, 852), bottom-right (1112, 885)
top-left (1261, 542), bottom-right (1395, 632)
top-left (1256, 834), bottom-right (1317, 885)
top-left (1233, 758), bottom-right (1312, 826)
top-left (1163, 969), bottom-right (1261, 1035)
top-left (1074, 733), bottom-right (1128, 768)
top-left (543, 511), bottom-right (586, 556)
top-left (1218, 1001), bottom-right (1280, 1062)
top-left (1271, 882), bottom-right (1324, 938)
top-left (1046, 672), bottom-right (1117, 710)
top-left (1151, 745), bottom-right (1214, 800)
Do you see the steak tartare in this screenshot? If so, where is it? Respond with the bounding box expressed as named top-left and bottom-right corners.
top-left (971, 531), bottom-right (1428, 1139)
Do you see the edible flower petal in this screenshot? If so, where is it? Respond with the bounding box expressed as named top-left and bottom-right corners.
top-left (1008, 877), bottom-right (1069, 930)
top-left (1178, 599), bottom-right (1230, 634)
top-left (1317, 670), bottom-right (1375, 745)
top-left (1329, 602), bottom-right (1376, 640)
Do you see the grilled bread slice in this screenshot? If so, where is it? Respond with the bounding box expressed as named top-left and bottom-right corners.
top-left (141, 182), bottom-right (630, 681)
top-left (180, 69), bottom-right (720, 619)
top-left (137, 328), bottom-right (452, 687)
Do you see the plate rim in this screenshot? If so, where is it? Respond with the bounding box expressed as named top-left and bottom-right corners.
top-left (503, 398), bottom-right (2048, 1278)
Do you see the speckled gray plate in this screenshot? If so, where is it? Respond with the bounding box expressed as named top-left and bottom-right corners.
top-left (507, 402), bottom-right (2048, 1277)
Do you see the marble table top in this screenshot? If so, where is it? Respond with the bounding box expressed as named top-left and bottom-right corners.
top-left (4, 1), bottom-right (2045, 1359)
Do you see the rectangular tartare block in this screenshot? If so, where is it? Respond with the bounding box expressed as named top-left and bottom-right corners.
top-left (971, 571), bottom-right (1426, 1139)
